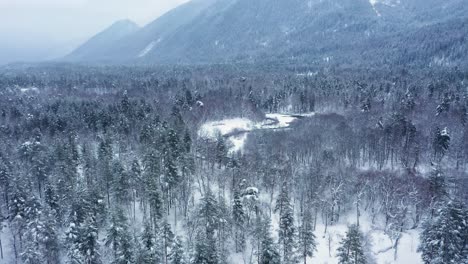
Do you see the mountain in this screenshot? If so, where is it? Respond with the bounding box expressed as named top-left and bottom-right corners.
top-left (64, 0), bottom-right (468, 67)
top-left (65, 19), bottom-right (140, 61)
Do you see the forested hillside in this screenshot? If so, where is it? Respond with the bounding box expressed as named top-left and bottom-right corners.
top-left (64, 0), bottom-right (468, 68)
top-left (0, 65), bottom-right (467, 263)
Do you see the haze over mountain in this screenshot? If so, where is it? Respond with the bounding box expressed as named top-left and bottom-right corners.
top-left (0, 0), bottom-right (187, 65)
top-left (65, 0), bottom-right (468, 67)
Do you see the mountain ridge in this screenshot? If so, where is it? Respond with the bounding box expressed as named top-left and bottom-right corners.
top-left (64, 0), bottom-right (468, 67)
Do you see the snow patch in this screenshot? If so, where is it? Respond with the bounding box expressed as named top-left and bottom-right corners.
top-left (138, 39), bottom-right (161, 57)
top-left (198, 118), bottom-right (256, 138)
top-left (198, 112), bottom-right (315, 153)
top-left (198, 118), bottom-right (256, 153)
top-left (19, 87), bottom-right (39, 93)
top-left (369, 0), bottom-right (382, 17)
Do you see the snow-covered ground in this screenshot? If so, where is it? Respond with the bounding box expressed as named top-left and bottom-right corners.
top-left (308, 219), bottom-right (422, 264)
top-left (198, 113), bottom-right (315, 153)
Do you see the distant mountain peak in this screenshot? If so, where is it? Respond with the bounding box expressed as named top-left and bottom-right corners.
top-left (109, 19), bottom-right (140, 30)
top-left (64, 19), bottom-right (140, 62)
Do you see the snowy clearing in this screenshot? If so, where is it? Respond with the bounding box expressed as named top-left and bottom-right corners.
top-left (198, 113), bottom-right (315, 153)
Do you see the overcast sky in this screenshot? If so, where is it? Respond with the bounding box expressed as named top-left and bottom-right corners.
top-left (0, 0), bottom-right (188, 64)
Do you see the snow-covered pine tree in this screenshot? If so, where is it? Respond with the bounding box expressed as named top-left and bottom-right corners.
top-left (169, 236), bottom-right (186, 264)
top-left (163, 128), bottom-right (180, 191)
top-left (232, 188), bottom-right (246, 253)
top-left (98, 137), bottom-right (113, 206)
top-left (260, 217), bottom-right (281, 264)
top-left (21, 205), bottom-right (60, 264)
top-left (336, 224), bottom-right (367, 264)
top-left (432, 127), bottom-right (450, 162)
top-left (112, 160), bottom-right (131, 205)
top-left (81, 216), bottom-right (102, 264)
top-left (106, 208), bottom-right (134, 264)
top-left (275, 183), bottom-right (297, 263)
top-left (162, 221), bottom-right (175, 264)
top-left (193, 230), bottom-right (218, 264)
top-left (298, 211), bottom-right (317, 264)
top-left (143, 150), bottom-right (163, 224)
top-left (215, 133), bottom-right (227, 168)
top-left (137, 221), bottom-right (158, 264)
top-left (418, 200), bottom-right (468, 264)
top-left (39, 207), bottom-right (60, 264)
top-left (0, 210), bottom-right (3, 260)
top-left (0, 152), bottom-right (11, 211)
top-left (71, 216), bottom-right (101, 264)
top-left (192, 189), bottom-right (220, 264)
top-left (428, 168), bottom-right (448, 217)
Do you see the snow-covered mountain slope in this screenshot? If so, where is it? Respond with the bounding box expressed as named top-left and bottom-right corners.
top-left (64, 0), bottom-right (468, 67)
top-left (65, 20), bottom-right (140, 62)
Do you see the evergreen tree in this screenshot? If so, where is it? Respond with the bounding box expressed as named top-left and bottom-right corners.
top-left (193, 189), bottom-right (220, 264)
top-left (164, 128), bottom-right (180, 190)
top-left (137, 222), bottom-right (158, 264)
top-left (260, 218), bottom-right (281, 264)
top-left (232, 188), bottom-right (246, 253)
top-left (98, 137), bottom-right (113, 205)
top-left (193, 231), bottom-right (218, 264)
top-left (432, 127), bottom-right (450, 161)
top-left (298, 212), bottom-right (317, 264)
top-left (68, 216), bottom-right (101, 264)
top-left (80, 217), bottom-right (101, 264)
top-left (215, 133), bottom-right (227, 167)
top-left (113, 160), bottom-right (131, 204)
top-left (169, 236), bottom-right (186, 264)
top-left (0, 152), bottom-right (11, 209)
top-left (22, 206), bottom-right (60, 264)
top-left (41, 208), bottom-right (60, 264)
top-left (418, 200), bottom-right (468, 264)
top-left (336, 224), bottom-right (367, 264)
top-left (162, 221), bottom-right (175, 264)
top-left (428, 168), bottom-right (448, 216)
top-left (44, 183), bottom-right (61, 222)
top-left (275, 184), bottom-right (297, 263)
top-left (106, 209), bottom-right (134, 264)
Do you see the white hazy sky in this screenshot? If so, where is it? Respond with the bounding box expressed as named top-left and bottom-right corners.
top-left (0, 0), bottom-right (188, 63)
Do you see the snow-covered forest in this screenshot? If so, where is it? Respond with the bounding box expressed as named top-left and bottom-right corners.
top-left (0, 65), bottom-right (467, 264)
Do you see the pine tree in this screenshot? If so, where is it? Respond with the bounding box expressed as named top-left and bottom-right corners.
top-left (232, 188), bottom-right (246, 253)
top-left (143, 150), bottom-right (163, 223)
top-left (80, 217), bottom-right (101, 264)
top-left (260, 218), bottom-right (281, 264)
top-left (418, 200), bottom-right (468, 264)
top-left (98, 137), bottom-right (113, 206)
top-left (106, 209), bottom-right (134, 264)
top-left (44, 183), bottom-right (61, 222)
top-left (162, 222), bottom-right (175, 264)
top-left (428, 168), bottom-right (448, 217)
top-left (0, 152), bottom-right (11, 209)
top-left (42, 209), bottom-right (60, 264)
top-left (215, 133), bottom-right (227, 167)
top-left (113, 160), bottom-right (131, 204)
top-left (164, 128), bottom-right (180, 190)
top-left (137, 222), bottom-right (158, 264)
top-left (193, 231), bottom-right (218, 264)
top-left (193, 189), bottom-right (220, 264)
top-left (432, 127), bottom-right (450, 161)
top-left (275, 184), bottom-right (297, 263)
top-left (21, 205), bottom-right (60, 264)
top-left (169, 236), bottom-right (186, 264)
top-left (336, 224), bottom-right (367, 264)
top-left (68, 216), bottom-right (101, 264)
top-left (298, 212), bottom-right (317, 264)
